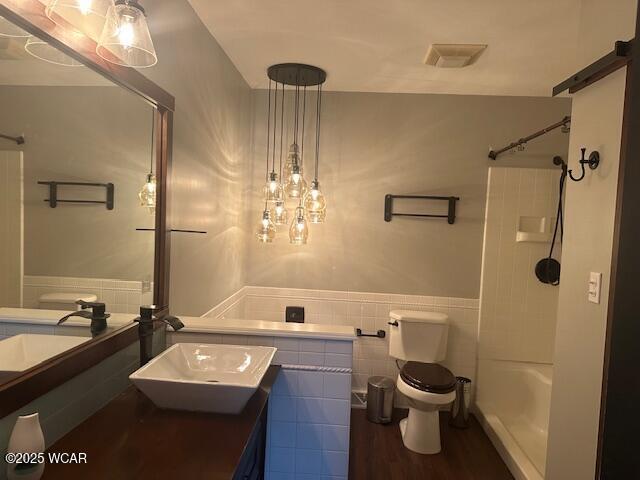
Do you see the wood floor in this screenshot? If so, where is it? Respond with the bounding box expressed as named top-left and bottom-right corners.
top-left (349, 409), bottom-right (514, 480)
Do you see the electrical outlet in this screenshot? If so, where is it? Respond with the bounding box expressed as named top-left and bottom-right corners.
top-left (285, 306), bottom-right (304, 323)
top-left (588, 272), bottom-right (602, 304)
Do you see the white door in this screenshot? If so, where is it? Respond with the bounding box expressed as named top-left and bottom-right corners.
top-left (0, 150), bottom-right (23, 307)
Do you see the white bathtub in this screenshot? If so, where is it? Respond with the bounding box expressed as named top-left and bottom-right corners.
top-left (475, 359), bottom-right (553, 480)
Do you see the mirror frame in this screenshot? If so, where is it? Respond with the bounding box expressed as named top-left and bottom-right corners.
top-left (0, 0), bottom-right (174, 417)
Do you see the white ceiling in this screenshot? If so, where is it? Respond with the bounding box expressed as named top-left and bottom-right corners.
top-left (188, 0), bottom-right (583, 97)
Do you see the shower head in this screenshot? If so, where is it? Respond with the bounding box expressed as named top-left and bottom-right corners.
top-left (553, 156), bottom-right (566, 167)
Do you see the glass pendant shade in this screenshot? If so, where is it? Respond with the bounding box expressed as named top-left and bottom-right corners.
top-left (256, 209), bottom-right (276, 243)
top-left (46, 0), bottom-right (113, 40)
top-left (0, 16), bottom-right (30, 37)
top-left (271, 199), bottom-right (288, 226)
top-left (138, 172), bottom-right (156, 214)
top-left (289, 206), bottom-right (309, 245)
top-left (264, 171), bottom-right (283, 203)
top-left (284, 163), bottom-right (307, 199)
top-left (284, 143), bottom-right (300, 178)
top-left (24, 37), bottom-right (84, 66)
top-left (97, 0), bottom-right (157, 68)
top-left (304, 180), bottom-right (327, 223)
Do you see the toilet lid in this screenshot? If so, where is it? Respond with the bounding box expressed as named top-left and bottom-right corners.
top-left (400, 362), bottom-right (457, 394)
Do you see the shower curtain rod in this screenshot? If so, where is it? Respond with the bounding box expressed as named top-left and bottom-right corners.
top-left (0, 133), bottom-right (25, 145)
top-left (488, 115), bottom-right (571, 160)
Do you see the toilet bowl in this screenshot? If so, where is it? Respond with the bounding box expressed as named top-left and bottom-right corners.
top-left (388, 310), bottom-right (456, 454)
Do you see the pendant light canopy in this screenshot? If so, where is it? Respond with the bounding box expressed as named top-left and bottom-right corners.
top-left (46, 0), bottom-right (114, 39)
top-left (255, 63), bottom-right (327, 245)
top-left (97, 0), bottom-right (157, 68)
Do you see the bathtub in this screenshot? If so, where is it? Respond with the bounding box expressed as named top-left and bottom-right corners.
top-left (475, 359), bottom-right (553, 480)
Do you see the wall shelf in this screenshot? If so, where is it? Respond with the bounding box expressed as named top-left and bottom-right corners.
top-left (384, 194), bottom-right (460, 225)
top-left (38, 181), bottom-right (114, 210)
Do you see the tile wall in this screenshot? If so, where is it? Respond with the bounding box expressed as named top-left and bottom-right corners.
top-left (479, 167), bottom-right (561, 364)
top-left (22, 275), bottom-right (154, 314)
top-left (204, 286), bottom-right (479, 395)
top-left (167, 332), bottom-right (353, 480)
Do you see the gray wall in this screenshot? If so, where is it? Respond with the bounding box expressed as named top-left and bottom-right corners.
top-left (0, 86), bottom-right (155, 281)
top-left (246, 90), bottom-right (571, 299)
top-left (144, 0), bottom-right (253, 316)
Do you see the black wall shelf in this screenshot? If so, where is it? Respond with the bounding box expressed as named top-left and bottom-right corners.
top-left (384, 194), bottom-right (460, 225)
top-left (38, 181), bottom-right (114, 210)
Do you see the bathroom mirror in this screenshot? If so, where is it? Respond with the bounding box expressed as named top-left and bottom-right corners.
top-left (0, 0), bottom-right (174, 415)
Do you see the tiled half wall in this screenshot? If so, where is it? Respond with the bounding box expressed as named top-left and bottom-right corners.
top-left (204, 286), bottom-right (479, 394)
top-left (22, 275), bottom-right (154, 314)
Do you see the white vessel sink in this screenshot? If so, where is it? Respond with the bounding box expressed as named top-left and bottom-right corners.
top-left (129, 343), bottom-right (277, 414)
top-left (0, 334), bottom-right (89, 373)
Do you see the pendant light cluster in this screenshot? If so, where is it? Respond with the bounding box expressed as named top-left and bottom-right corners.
top-left (256, 63), bottom-right (327, 245)
top-left (0, 0), bottom-right (157, 68)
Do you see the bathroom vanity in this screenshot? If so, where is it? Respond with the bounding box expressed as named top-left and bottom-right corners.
top-left (42, 365), bottom-right (280, 479)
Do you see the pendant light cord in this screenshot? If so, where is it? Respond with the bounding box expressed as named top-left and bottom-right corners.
top-left (265, 78), bottom-right (272, 181)
top-left (294, 81), bottom-right (300, 148)
top-left (301, 85), bottom-right (307, 169)
top-left (314, 82), bottom-right (322, 181)
top-left (279, 82), bottom-right (285, 178)
top-left (271, 79), bottom-right (278, 174)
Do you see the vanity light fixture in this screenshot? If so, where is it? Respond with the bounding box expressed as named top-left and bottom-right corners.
top-left (257, 63), bottom-right (327, 244)
top-left (0, 15), bottom-right (30, 37)
top-left (97, 0), bottom-right (157, 68)
top-left (138, 109), bottom-right (156, 214)
top-left (45, 0), bottom-right (114, 40)
top-left (24, 36), bottom-right (84, 66)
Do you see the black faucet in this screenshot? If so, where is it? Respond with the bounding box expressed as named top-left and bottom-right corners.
top-left (58, 300), bottom-right (110, 337)
top-left (134, 305), bottom-right (184, 366)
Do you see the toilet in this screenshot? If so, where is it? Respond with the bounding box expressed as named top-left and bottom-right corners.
top-left (38, 292), bottom-right (98, 311)
top-left (388, 310), bottom-right (456, 454)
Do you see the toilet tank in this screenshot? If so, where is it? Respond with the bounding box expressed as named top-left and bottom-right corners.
top-left (38, 293), bottom-right (97, 311)
top-left (388, 310), bottom-right (449, 362)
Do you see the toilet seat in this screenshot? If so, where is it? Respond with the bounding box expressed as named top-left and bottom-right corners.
top-left (400, 362), bottom-right (456, 394)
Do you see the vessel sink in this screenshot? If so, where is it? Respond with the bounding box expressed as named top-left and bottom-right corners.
top-left (129, 343), bottom-right (277, 414)
top-left (0, 334), bottom-right (89, 374)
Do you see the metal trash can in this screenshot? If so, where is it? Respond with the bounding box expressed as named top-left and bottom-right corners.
top-left (367, 376), bottom-right (395, 424)
top-left (449, 376), bottom-right (472, 429)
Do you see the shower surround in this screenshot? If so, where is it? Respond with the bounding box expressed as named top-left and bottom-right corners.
top-left (476, 166), bottom-right (562, 480)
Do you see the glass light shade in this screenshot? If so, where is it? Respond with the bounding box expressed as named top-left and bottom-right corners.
top-left (271, 199), bottom-right (288, 226)
top-left (0, 16), bottom-right (30, 38)
top-left (138, 172), bottom-right (156, 214)
top-left (46, 0), bottom-right (113, 40)
top-left (284, 143), bottom-right (300, 178)
top-left (256, 209), bottom-right (276, 243)
top-left (264, 171), bottom-right (283, 203)
top-left (24, 36), bottom-right (84, 66)
top-left (304, 180), bottom-right (327, 223)
top-left (97, 0), bottom-right (157, 68)
top-left (289, 206), bottom-right (309, 245)
top-left (284, 163), bottom-right (307, 199)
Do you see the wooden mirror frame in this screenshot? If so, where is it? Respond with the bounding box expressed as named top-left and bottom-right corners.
top-left (0, 0), bottom-right (174, 417)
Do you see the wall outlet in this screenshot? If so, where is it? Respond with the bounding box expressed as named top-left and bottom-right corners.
top-left (588, 272), bottom-right (602, 304)
top-left (285, 306), bottom-right (305, 323)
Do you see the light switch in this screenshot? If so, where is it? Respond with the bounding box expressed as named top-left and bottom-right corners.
top-left (588, 272), bottom-right (602, 304)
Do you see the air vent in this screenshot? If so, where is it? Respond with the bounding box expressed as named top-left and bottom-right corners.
top-left (0, 37), bottom-right (29, 60)
top-left (424, 44), bottom-right (487, 68)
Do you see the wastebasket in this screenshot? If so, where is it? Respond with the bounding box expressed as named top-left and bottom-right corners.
top-left (449, 376), bottom-right (472, 428)
top-left (367, 376), bottom-right (395, 424)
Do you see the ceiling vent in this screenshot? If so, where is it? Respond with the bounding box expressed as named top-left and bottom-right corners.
top-left (0, 37), bottom-right (29, 60)
top-left (424, 44), bottom-right (487, 68)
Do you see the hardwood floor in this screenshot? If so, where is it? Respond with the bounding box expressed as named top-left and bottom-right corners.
top-left (349, 409), bottom-right (514, 480)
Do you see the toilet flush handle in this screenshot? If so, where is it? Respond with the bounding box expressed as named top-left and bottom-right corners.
top-left (388, 320), bottom-right (399, 327)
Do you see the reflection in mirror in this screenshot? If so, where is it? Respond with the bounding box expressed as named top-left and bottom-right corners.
top-left (0, 21), bottom-right (155, 383)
